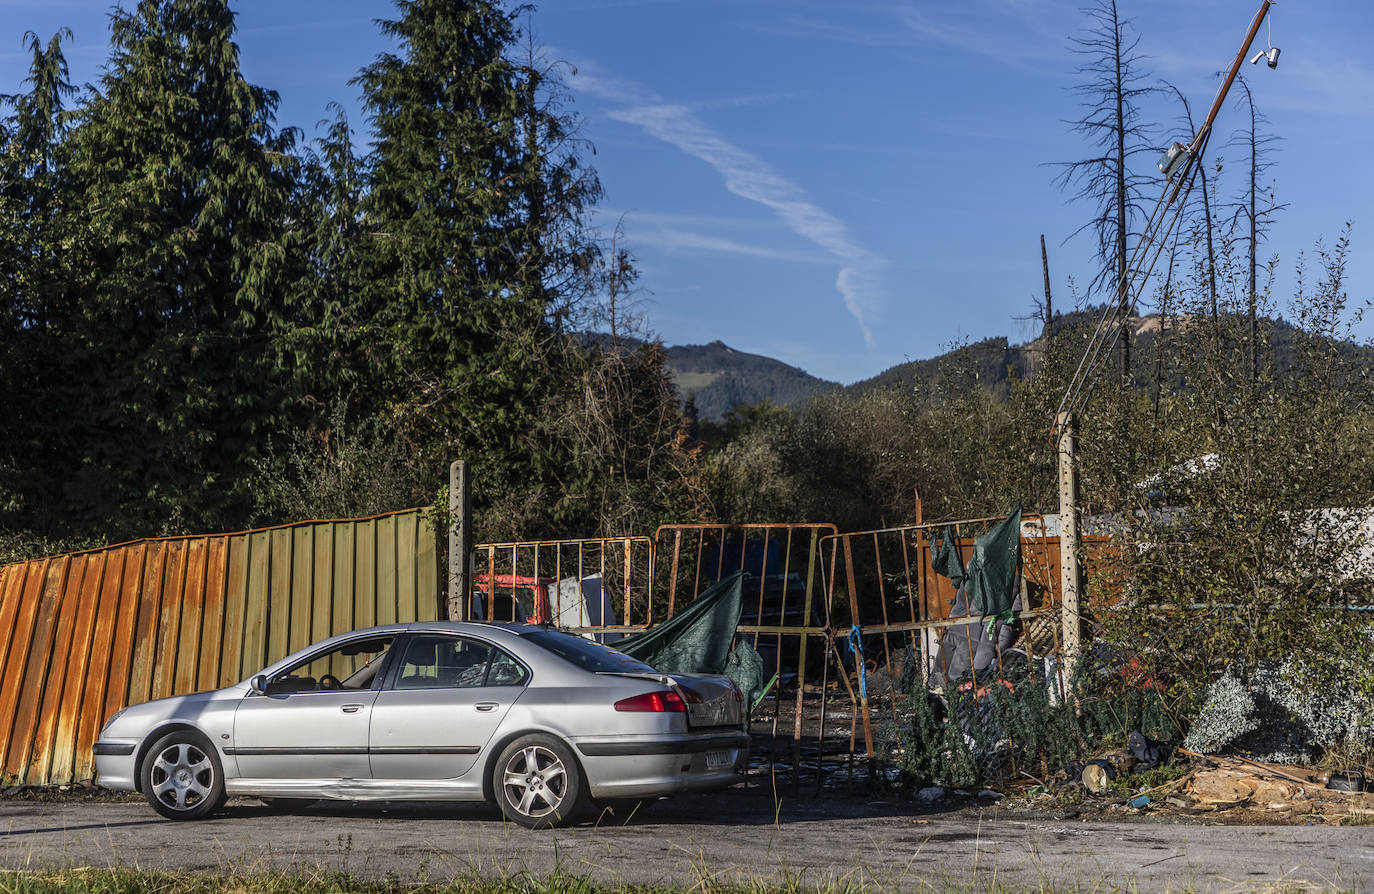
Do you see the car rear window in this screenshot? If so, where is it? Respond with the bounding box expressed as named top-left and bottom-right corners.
top-left (519, 629), bottom-right (656, 674)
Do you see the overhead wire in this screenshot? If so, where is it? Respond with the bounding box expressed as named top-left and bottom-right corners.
top-left (1052, 148), bottom-right (1204, 432)
top-left (1052, 0), bottom-right (1274, 443)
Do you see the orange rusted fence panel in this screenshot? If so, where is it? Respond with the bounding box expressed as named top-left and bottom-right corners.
top-left (0, 508), bottom-right (439, 786)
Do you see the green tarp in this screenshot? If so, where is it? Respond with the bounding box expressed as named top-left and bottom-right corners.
top-left (617, 571), bottom-right (765, 705)
top-left (930, 525), bottom-right (966, 589)
top-left (619, 571), bottom-right (745, 672)
top-left (929, 508), bottom-right (1022, 627)
top-left (966, 507), bottom-right (1021, 625)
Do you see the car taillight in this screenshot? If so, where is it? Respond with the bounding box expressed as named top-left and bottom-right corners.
top-left (730, 680), bottom-right (744, 702)
top-left (614, 690), bottom-right (686, 712)
top-left (677, 685), bottom-right (705, 704)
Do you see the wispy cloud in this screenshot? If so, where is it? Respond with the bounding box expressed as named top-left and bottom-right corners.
top-left (757, 1), bottom-right (1067, 72)
top-left (631, 228), bottom-right (832, 264)
top-left (572, 66), bottom-right (882, 345)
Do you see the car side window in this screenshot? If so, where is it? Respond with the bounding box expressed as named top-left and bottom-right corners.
top-left (391, 635), bottom-right (528, 690)
top-left (269, 636), bottom-right (394, 695)
top-left (487, 649), bottom-right (528, 686)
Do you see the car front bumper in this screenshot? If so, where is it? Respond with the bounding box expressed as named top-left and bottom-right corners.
top-left (93, 740), bottom-right (140, 791)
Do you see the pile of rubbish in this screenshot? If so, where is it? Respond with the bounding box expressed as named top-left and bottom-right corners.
top-left (1022, 741), bottom-right (1374, 824)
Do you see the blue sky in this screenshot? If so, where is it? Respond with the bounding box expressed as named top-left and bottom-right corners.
top-left (2, 0), bottom-right (1370, 384)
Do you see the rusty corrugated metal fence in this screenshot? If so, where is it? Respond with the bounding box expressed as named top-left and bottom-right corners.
top-left (0, 508), bottom-right (438, 786)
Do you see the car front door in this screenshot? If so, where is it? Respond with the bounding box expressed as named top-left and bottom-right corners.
top-left (368, 633), bottom-right (529, 780)
top-left (230, 635), bottom-right (395, 781)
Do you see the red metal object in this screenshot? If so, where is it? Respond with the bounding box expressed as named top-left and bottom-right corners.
top-left (471, 573), bottom-right (553, 624)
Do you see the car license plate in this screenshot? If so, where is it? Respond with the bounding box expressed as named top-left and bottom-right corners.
top-left (705, 750), bottom-right (731, 770)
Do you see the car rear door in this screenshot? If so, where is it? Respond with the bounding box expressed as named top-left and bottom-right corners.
top-left (367, 633), bottom-right (529, 780)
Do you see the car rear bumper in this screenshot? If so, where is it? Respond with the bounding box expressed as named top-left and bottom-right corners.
top-left (575, 733), bottom-right (749, 799)
top-left (93, 740), bottom-right (139, 791)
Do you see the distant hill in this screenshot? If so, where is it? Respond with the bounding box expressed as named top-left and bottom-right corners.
top-left (665, 341), bottom-right (838, 421)
top-left (643, 309), bottom-right (1374, 421)
top-left (847, 336), bottom-right (1031, 397)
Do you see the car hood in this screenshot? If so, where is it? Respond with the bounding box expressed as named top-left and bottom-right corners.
top-left (100, 686), bottom-right (243, 739)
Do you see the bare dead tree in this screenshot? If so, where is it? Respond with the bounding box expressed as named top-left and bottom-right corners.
top-left (1163, 81), bottom-right (1219, 320)
top-left (1055, 0), bottom-right (1157, 386)
top-left (1228, 76), bottom-right (1286, 381)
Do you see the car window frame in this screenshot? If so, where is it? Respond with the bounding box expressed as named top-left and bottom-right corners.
top-left (381, 632), bottom-right (531, 692)
top-left (258, 633), bottom-right (401, 697)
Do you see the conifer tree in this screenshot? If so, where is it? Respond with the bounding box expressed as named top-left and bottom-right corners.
top-left (353, 0), bottom-right (607, 522)
top-left (0, 29), bottom-right (77, 527)
top-left (57, 0), bottom-right (297, 535)
top-left (286, 104), bottom-right (374, 414)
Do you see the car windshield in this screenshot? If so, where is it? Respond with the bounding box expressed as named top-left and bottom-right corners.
top-left (519, 629), bottom-right (656, 674)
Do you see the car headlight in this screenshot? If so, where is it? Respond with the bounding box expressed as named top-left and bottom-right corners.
top-left (101, 707), bottom-right (127, 731)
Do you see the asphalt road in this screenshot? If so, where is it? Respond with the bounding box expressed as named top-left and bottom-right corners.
top-left (1, 789), bottom-right (1370, 891)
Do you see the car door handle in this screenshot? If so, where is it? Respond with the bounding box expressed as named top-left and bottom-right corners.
top-left (475, 702), bottom-right (499, 712)
top-left (341, 704), bottom-right (365, 714)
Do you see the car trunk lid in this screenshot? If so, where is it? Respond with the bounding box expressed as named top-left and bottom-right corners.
top-left (671, 675), bottom-right (743, 729)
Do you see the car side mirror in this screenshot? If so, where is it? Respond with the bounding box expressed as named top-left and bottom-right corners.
top-left (250, 674), bottom-right (268, 695)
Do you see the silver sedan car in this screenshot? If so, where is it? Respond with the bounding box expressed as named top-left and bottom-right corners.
top-left (94, 622), bottom-right (749, 828)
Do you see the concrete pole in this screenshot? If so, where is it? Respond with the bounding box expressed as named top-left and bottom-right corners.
top-left (1056, 413), bottom-right (1083, 688)
top-left (448, 460), bottom-right (472, 620)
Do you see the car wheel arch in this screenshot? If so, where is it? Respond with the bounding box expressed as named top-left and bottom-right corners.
top-left (132, 722), bottom-right (215, 792)
top-left (480, 727), bottom-right (585, 804)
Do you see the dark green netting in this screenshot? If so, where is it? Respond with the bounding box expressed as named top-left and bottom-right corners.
top-left (965, 507), bottom-right (1021, 626)
top-left (618, 571), bottom-right (745, 674)
top-left (723, 638), bottom-right (766, 708)
top-left (930, 525), bottom-right (966, 590)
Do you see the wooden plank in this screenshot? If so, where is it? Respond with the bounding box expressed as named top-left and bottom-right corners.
top-left (126, 541), bottom-right (168, 707)
top-left (198, 537), bottom-right (228, 691)
top-left (332, 523), bottom-right (355, 635)
top-left (102, 545), bottom-right (143, 724)
top-left (219, 534), bottom-right (250, 686)
top-left (246, 531), bottom-right (274, 673)
top-left (312, 523), bottom-right (333, 642)
top-left (173, 538), bottom-right (207, 696)
top-left (27, 554), bottom-right (85, 783)
top-left (289, 525), bottom-right (314, 655)
top-left (0, 563), bottom-right (33, 738)
top-left (150, 541), bottom-right (188, 701)
top-left (79, 547), bottom-right (129, 782)
top-left (0, 560), bottom-right (52, 778)
top-left (375, 515), bottom-right (397, 626)
top-left (6, 557), bottom-right (70, 780)
top-left (267, 527), bottom-right (293, 664)
top-left (395, 512), bottom-right (417, 623)
top-left (415, 513), bottom-right (438, 621)
top-left (51, 552), bottom-right (108, 783)
top-left (354, 520), bottom-right (376, 630)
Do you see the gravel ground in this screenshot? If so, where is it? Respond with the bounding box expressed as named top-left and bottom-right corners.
top-left (1, 786), bottom-right (1371, 891)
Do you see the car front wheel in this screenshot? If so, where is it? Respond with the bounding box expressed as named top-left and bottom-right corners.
top-left (492, 734), bottom-right (584, 828)
top-left (140, 730), bottom-right (226, 820)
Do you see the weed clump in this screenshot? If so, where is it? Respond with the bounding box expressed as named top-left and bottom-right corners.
top-left (893, 654), bottom-right (1193, 790)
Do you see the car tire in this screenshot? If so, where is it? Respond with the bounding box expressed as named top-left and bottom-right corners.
top-left (140, 730), bottom-right (226, 821)
top-left (492, 734), bottom-right (585, 829)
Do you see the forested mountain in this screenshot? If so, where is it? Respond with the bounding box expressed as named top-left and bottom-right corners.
top-left (665, 341), bottom-right (837, 420)
top-left (673, 309), bottom-right (1374, 419)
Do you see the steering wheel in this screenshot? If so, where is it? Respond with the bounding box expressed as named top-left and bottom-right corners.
top-left (318, 673), bottom-right (342, 691)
